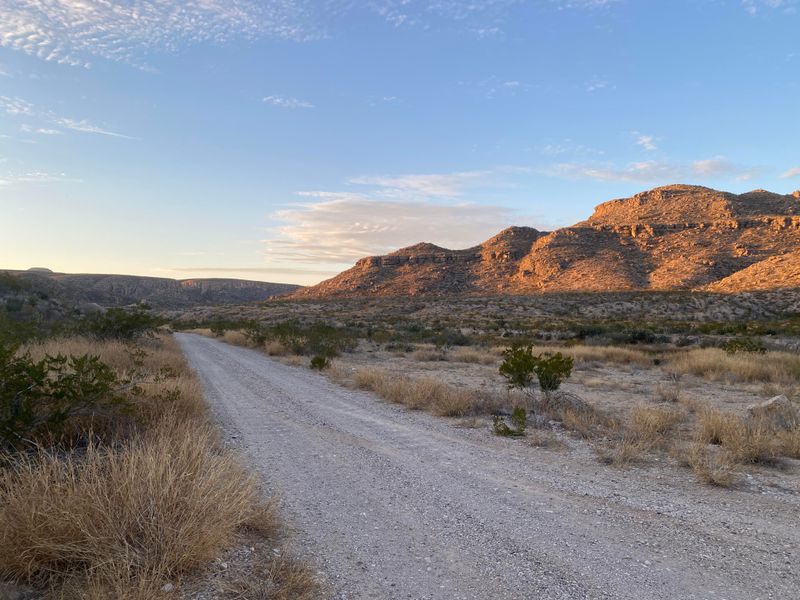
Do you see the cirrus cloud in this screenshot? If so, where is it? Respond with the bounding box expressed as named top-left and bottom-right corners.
top-left (546, 156), bottom-right (758, 183)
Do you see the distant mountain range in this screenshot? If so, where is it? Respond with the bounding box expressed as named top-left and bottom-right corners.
top-left (2, 270), bottom-right (300, 309)
top-left (293, 184), bottom-right (800, 298)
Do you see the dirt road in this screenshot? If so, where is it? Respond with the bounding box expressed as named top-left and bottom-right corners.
top-left (176, 334), bottom-right (798, 600)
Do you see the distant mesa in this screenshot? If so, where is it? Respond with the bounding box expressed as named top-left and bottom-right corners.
top-left (7, 270), bottom-right (300, 309)
top-left (293, 184), bottom-right (800, 298)
top-left (27, 267), bottom-right (54, 273)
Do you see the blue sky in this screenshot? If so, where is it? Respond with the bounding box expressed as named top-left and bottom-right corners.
top-left (1, 0), bottom-right (799, 285)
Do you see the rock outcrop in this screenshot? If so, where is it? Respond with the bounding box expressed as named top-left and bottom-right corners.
top-left (294, 184), bottom-right (800, 298)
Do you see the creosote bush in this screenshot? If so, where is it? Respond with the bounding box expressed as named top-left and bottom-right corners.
top-left (499, 345), bottom-right (573, 394)
top-left (0, 337), bottom-right (128, 451)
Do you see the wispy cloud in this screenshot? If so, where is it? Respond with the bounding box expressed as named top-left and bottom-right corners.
top-left (586, 78), bottom-right (612, 93)
top-left (634, 133), bottom-right (658, 151)
top-left (1, 96), bottom-right (132, 139)
top-left (0, 171), bottom-right (76, 186)
top-left (263, 95), bottom-right (315, 109)
top-left (52, 117), bottom-right (132, 138)
top-left (781, 166), bottom-right (800, 179)
top-left (265, 167), bottom-right (527, 267)
top-left (267, 196), bottom-right (517, 266)
top-left (348, 170), bottom-right (493, 198)
top-left (546, 156), bottom-right (757, 183)
top-left (742, 0), bottom-right (796, 15)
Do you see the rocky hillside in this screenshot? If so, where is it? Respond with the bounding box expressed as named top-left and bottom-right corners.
top-left (3, 270), bottom-right (300, 309)
top-left (293, 185), bottom-right (800, 298)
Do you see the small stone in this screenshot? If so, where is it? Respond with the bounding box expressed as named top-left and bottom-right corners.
top-left (161, 583), bottom-right (175, 593)
top-left (747, 395), bottom-right (798, 430)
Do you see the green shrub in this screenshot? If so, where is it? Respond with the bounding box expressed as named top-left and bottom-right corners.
top-left (82, 306), bottom-right (163, 341)
top-left (243, 321), bottom-right (268, 345)
top-left (0, 339), bottom-right (126, 451)
top-left (263, 320), bottom-right (356, 357)
top-left (309, 355), bottom-right (331, 370)
top-left (721, 337), bottom-right (767, 355)
top-left (499, 345), bottom-right (574, 393)
top-left (492, 406), bottom-right (527, 437)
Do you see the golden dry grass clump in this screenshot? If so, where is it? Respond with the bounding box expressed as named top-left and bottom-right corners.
top-left (1, 334), bottom-right (317, 599)
top-left (353, 368), bottom-right (477, 417)
top-left (0, 418), bottom-right (258, 598)
top-left (669, 348), bottom-right (800, 384)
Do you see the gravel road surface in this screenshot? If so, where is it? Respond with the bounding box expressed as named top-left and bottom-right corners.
top-left (177, 333), bottom-right (799, 600)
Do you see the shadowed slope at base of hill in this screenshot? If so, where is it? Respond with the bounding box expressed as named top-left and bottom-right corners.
top-left (1, 270), bottom-right (301, 309)
top-left (293, 184), bottom-right (800, 298)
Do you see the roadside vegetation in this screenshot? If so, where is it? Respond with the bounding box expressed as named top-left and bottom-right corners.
top-left (178, 297), bottom-right (800, 491)
top-left (0, 291), bottom-right (318, 599)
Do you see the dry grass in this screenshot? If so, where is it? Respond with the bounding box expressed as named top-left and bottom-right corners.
top-left (694, 408), bottom-right (785, 464)
top-left (490, 344), bottom-right (652, 366)
top-left (0, 418), bottom-right (261, 597)
top-left (410, 345), bottom-right (446, 362)
top-left (527, 429), bottom-right (567, 450)
top-left (654, 380), bottom-right (683, 403)
top-left (669, 348), bottom-right (800, 384)
top-left (2, 335), bottom-right (315, 598)
top-left (560, 407), bottom-right (614, 439)
top-left (778, 428), bottom-right (800, 458)
top-left (595, 437), bottom-right (650, 467)
top-left (222, 331), bottom-right (252, 348)
top-left (264, 340), bottom-right (289, 356)
top-left (628, 404), bottom-right (684, 446)
top-left (448, 347), bottom-right (497, 365)
top-left (219, 555), bottom-right (319, 600)
top-left (677, 443), bottom-right (739, 487)
top-left (353, 368), bottom-right (476, 417)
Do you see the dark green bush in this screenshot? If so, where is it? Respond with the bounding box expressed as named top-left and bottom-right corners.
top-left (263, 320), bottom-right (356, 357)
top-left (243, 321), bottom-right (268, 345)
top-left (0, 338), bottom-right (126, 451)
top-left (82, 306), bottom-right (163, 341)
top-left (499, 345), bottom-right (574, 393)
top-left (309, 355), bottom-right (331, 370)
top-left (492, 406), bottom-right (527, 437)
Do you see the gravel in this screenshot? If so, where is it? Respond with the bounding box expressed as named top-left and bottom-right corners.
top-left (177, 333), bottom-right (800, 600)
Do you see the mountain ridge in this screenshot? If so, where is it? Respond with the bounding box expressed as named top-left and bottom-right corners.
top-left (2, 270), bottom-right (300, 309)
top-left (293, 184), bottom-right (800, 298)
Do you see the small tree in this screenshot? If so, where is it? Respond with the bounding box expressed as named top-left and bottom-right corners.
top-left (499, 344), bottom-right (574, 396)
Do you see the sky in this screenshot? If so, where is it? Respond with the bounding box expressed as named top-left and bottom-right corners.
top-left (1, 0), bottom-right (799, 285)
